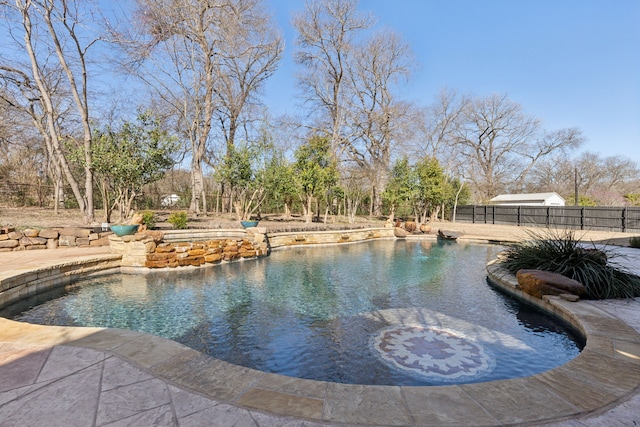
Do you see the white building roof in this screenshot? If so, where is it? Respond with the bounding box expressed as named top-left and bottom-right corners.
top-left (489, 192), bottom-right (565, 206)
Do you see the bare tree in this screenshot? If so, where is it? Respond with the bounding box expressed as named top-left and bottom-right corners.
top-left (529, 151), bottom-right (640, 205)
top-left (0, 94), bottom-right (50, 206)
top-left (453, 93), bottom-right (583, 202)
top-left (418, 88), bottom-right (470, 166)
top-left (0, 65), bottom-right (67, 211)
top-left (122, 0), bottom-right (282, 215)
top-left (121, 0), bottom-right (224, 214)
top-left (209, 0), bottom-right (283, 212)
top-left (526, 155), bottom-right (576, 195)
top-left (342, 29), bottom-right (415, 216)
top-left (1, 0), bottom-right (100, 222)
top-left (294, 1), bottom-right (416, 216)
top-left (293, 0), bottom-right (373, 154)
top-left (513, 127), bottom-right (584, 192)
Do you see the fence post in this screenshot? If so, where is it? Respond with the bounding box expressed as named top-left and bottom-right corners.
top-left (546, 207), bottom-right (550, 228)
top-left (472, 205), bottom-right (476, 224)
top-left (622, 208), bottom-right (626, 232)
top-left (517, 206), bottom-right (521, 227)
top-left (580, 207), bottom-right (585, 230)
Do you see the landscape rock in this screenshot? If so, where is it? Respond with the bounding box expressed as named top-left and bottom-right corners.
top-left (76, 238), bottom-right (91, 246)
top-left (8, 231), bottom-right (23, 240)
top-left (146, 230), bottom-right (165, 243)
top-left (126, 213), bottom-right (144, 225)
top-left (559, 293), bottom-right (580, 302)
top-left (59, 235), bottom-right (76, 246)
top-left (150, 252), bottom-right (177, 261)
top-left (20, 236), bottom-right (47, 246)
top-left (25, 245), bottom-right (46, 250)
top-left (516, 269), bottom-right (586, 299)
top-left (146, 259), bottom-right (168, 268)
top-left (394, 227), bottom-right (409, 238)
top-left (240, 249), bottom-right (257, 258)
top-left (38, 229), bottom-right (59, 239)
top-left (178, 256), bottom-right (204, 267)
top-left (156, 245), bottom-right (175, 253)
top-left (205, 253), bottom-right (222, 263)
top-left (23, 228), bottom-right (40, 238)
top-left (438, 229), bottom-right (460, 240)
top-left (0, 240), bottom-right (19, 249)
top-left (59, 227), bottom-right (90, 238)
top-left (404, 221), bottom-right (417, 232)
top-left (90, 236), bottom-right (110, 246)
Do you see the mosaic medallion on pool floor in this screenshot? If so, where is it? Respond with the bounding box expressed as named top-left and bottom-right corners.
top-left (373, 325), bottom-right (494, 382)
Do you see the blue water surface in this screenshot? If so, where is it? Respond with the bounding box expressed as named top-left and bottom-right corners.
top-left (8, 240), bottom-right (583, 385)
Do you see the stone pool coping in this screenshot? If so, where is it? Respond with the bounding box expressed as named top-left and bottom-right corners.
top-left (1, 246), bottom-right (640, 425)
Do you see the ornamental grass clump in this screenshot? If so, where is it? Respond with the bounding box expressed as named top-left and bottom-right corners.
top-left (500, 229), bottom-right (640, 299)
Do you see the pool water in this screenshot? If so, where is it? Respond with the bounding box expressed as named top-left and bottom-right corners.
top-left (5, 240), bottom-right (583, 386)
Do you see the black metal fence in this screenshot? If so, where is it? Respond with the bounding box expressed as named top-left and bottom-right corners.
top-left (455, 205), bottom-right (640, 232)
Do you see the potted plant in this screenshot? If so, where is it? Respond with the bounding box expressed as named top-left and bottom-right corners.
top-left (109, 212), bottom-right (143, 236)
top-left (240, 219), bottom-right (259, 228)
top-left (109, 224), bottom-right (139, 236)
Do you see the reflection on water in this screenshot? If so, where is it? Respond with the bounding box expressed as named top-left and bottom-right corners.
top-left (6, 240), bottom-right (582, 386)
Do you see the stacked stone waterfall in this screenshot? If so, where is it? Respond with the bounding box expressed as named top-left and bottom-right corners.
top-left (109, 228), bottom-right (268, 268)
top-left (146, 239), bottom-right (266, 268)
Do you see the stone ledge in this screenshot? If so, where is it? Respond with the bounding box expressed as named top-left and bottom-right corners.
top-left (268, 227), bottom-right (394, 247)
top-left (0, 256), bottom-right (121, 310)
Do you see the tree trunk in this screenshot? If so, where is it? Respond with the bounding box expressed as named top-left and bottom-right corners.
top-left (452, 181), bottom-right (465, 223)
top-left (21, 5), bottom-right (88, 219)
top-left (305, 195), bottom-right (313, 223)
top-left (190, 163), bottom-right (204, 214)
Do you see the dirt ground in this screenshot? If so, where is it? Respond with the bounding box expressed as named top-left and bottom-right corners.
top-left (0, 207), bottom-right (384, 231)
top-left (0, 206), bottom-right (637, 247)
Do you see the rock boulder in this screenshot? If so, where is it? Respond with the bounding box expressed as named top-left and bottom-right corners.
top-left (394, 227), bottom-right (409, 238)
top-left (516, 269), bottom-right (586, 299)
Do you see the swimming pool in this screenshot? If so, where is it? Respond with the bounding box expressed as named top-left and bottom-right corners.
top-left (5, 240), bottom-right (583, 386)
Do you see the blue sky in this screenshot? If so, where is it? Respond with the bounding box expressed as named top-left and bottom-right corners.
top-left (263, 0), bottom-right (640, 164)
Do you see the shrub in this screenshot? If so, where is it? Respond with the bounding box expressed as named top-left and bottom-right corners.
top-left (167, 211), bottom-right (188, 229)
top-left (500, 229), bottom-right (640, 299)
top-left (630, 236), bottom-right (640, 249)
top-left (141, 210), bottom-right (156, 229)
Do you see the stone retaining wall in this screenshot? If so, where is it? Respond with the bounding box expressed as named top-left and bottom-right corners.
top-left (111, 227), bottom-right (395, 269)
top-left (0, 226), bottom-right (110, 251)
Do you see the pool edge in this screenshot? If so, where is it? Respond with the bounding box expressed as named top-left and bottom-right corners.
top-left (1, 249), bottom-right (640, 426)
